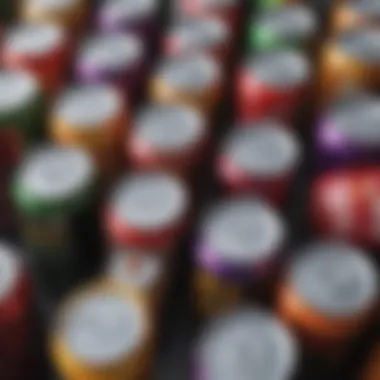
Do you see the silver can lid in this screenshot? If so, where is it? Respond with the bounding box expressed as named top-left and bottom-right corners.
top-left (338, 27), bottom-right (380, 63)
top-left (5, 23), bottom-right (65, 56)
top-left (134, 103), bottom-right (205, 153)
top-left (248, 50), bottom-right (310, 87)
top-left (258, 5), bottom-right (317, 42)
top-left (79, 33), bottom-right (143, 72)
top-left (17, 145), bottom-right (95, 201)
top-left (201, 198), bottom-right (285, 265)
top-left (198, 307), bottom-right (298, 380)
top-left (157, 54), bottom-right (221, 92)
top-left (110, 172), bottom-right (189, 230)
top-left (349, 0), bottom-right (380, 17)
top-left (223, 121), bottom-right (301, 178)
top-left (330, 97), bottom-right (380, 145)
top-left (101, 0), bottom-right (158, 22)
top-left (0, 243), bottom-right (21, 303)
top-left (0, 69), bottom-right (39, 113)
top-left (107, 249), bottom-right (164, 290)
top-left (61, 291), bottom-right (145, 365)
top-left (54, 84), bottom-right (122, 129)
top-left (289, 241), bottom-right (379, 317)
top-left (30, 0), bottom-right (80, 10)
top-left (169, 17), bottom-right (230, 53)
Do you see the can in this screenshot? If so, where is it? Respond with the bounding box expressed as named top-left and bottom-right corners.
top-left (11, 145), bottom-right (98, 297)
top-left (216, 121), bottom-right (302, 204)
top-left (194, 197), bottom-right (286, 316)
top-left (50, 84), bottom-right (127, 178)
top-left (361, 345), bottom-right (380, 380)
top-left (50, 281), bottom-right (153, 380)
top-left (128, 103), bottom-right (208, 176)
top-left (194, 307), bottom-right (299, 380)
top-left (315, 94), bottom-right (380, 169)
top-left (278, 240), bottom-right (379, 353)
top-left (96, 0), bottom-right (159, 47)
top-left (318, 27), bottom-right (380, 105)
top-left (236, 49), bottom-right (311, 123)
top-left (105, 172), bottom-right (190, 251)
top-left (331, 0), bottom-right (380, 33)
top-left (162, 17), bottom-right (233, 63)
top-left (248, 5), bottom-right (318, 53)
top-left (2, 22), bottom-right (70, 95)
top-left (149, 54), bottom-right (222, 115)
top-left (74, 33), bottom-right (146, 103)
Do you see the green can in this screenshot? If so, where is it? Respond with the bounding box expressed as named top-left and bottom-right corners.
top-left (248, 5), bottom-right (317, 53)
top-left (11, 145), bottom-right (98, 297)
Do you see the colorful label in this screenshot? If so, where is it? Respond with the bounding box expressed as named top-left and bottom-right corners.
top-left (0, 128), bottom-right (22, 172)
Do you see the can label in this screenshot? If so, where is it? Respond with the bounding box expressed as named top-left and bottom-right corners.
top-left (0, 128), bottom-right (22, 171)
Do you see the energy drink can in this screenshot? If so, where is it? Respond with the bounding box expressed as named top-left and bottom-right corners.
top-left (236, 49), bottom-right (311, 123)
top-left (105, 172), bottom-right (190, 251)
top-left (249, 5), bottom-right (318, 53)
top-left (278, 240), bottom-right (379, 353)
top-left (11, 145), bottom-right (98, 296)
top-left (194, 307), bottom-right (299, 380)
top-left (216, 121), bottom-right (302, 204)
top-left (50, 282), bottom-right (153, 380)
top-left (149, 53), bottom-right (223, 115)
top-left (3, 22), bottom-right (70, 95)
top-left (194, 197), bottom-right (286, 316)
top-left (128, 103), bottom-right (208, 177)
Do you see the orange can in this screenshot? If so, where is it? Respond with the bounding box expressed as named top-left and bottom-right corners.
top-left (361, 345), bottom-right (380, 380)
top-left (278, 240), bottom-right (379, 355)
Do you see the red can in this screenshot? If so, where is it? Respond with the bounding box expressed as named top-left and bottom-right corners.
top-left (105, 171), bottom-right (191, 251)
top-left (216, 120), bottom-right (302, 204)
top-left (310, 168), bottom-right (380, 247)
top-left (236, 49), bottom-right (311, 123)
top-left (2, 23), bottom-right (70, 95)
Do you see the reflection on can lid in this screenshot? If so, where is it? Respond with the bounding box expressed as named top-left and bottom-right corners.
top-left (108, 249), bottom-right (163, 289)
top-left (198, 308), bottom-right (298, 380)
top-left (110, 172), bottom-right (189, 230)
top-left (29, 0), bottom-right (80, 10)
top-left (17, 145), bottom-right (95, 201)
top-left (349, 0), bottom-right (380, 16)
top-left (78, 33), bottom-right (143, 71)
top-left (248, 50), bottom-right (310, 87)
top-left (258, 5), bottom-right (317, 41)
top-left (157, 55), bottom-right (221, 92)
top-left (134, 104), bottom-right (205, 152)
top-left (338, 28), bottom-right (380, 63)
top-left (289, 241), bottom-right (379, 317)
top-left (61, 292), bottom-right (145, 365)
top-left (201, 198), bottom-right (285, 264)
top-left (0, 69), bottom-right (39, 113)
top-left (101, 0), bottom-right (157, 22)
top-left (54, 84), bottom-right (122, 128)
top-left (0, 243), bottom-right (20, 302)
top-left (223, 122), bottom-right (301, 177)
top-left (5, 23), bottom-right (65, 55)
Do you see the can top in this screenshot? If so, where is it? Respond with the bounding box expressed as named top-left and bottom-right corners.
top-left (168, 17), bottom-right (230, 52)
top-left (329, 97), bottom-right (380, 145)
top-left (257, 5), bottom-right (317, 42)
top-left (134, 103), bottom-right (205, 152)
top-left (5, 23), bottom-right (65, 56)
top-left (337, 28), bottom-right (380, 63)
top-left (197, 307), bottom-right (298, 380)
top-left (101, 0), bottom-right (158, 22)
top-left (289, 241), bottom-right (379, 317)
top-left (60, 290), bottom-right (146, 365)
top-left (0, 69), bottom-right (39, 114)
top-left (0, 243), bottom-right (21, 302)
top-left (107, 248), bottom-right (164, 290)
top-left (201, 198), bottom-right (285, 264)
top-left (156, 54), bottom-right (221, 92)
top-left (16, 145), bottom-right (95, 202)
top-left (222, 121), bottom-right (301, 177)
top-left (78, 33), bottom-right (144, 71)
top-left (29, 0), bottom-right (80, 10)
top-left (54, 84), bottom-right (122, 129)
top-left (109, 172), bottom-right (189, 230)
top-left (348, 0), bottom-right (380, 16)
top-left (246, 50), bottom-right (310, 87)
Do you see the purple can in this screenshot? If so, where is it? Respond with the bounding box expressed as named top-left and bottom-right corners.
top-left (74, 33), bottom-right (146, 102)
top-left (194, 307), bottom-right (299, 380)
top-left (316, 93), bottom-right (380, 169)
